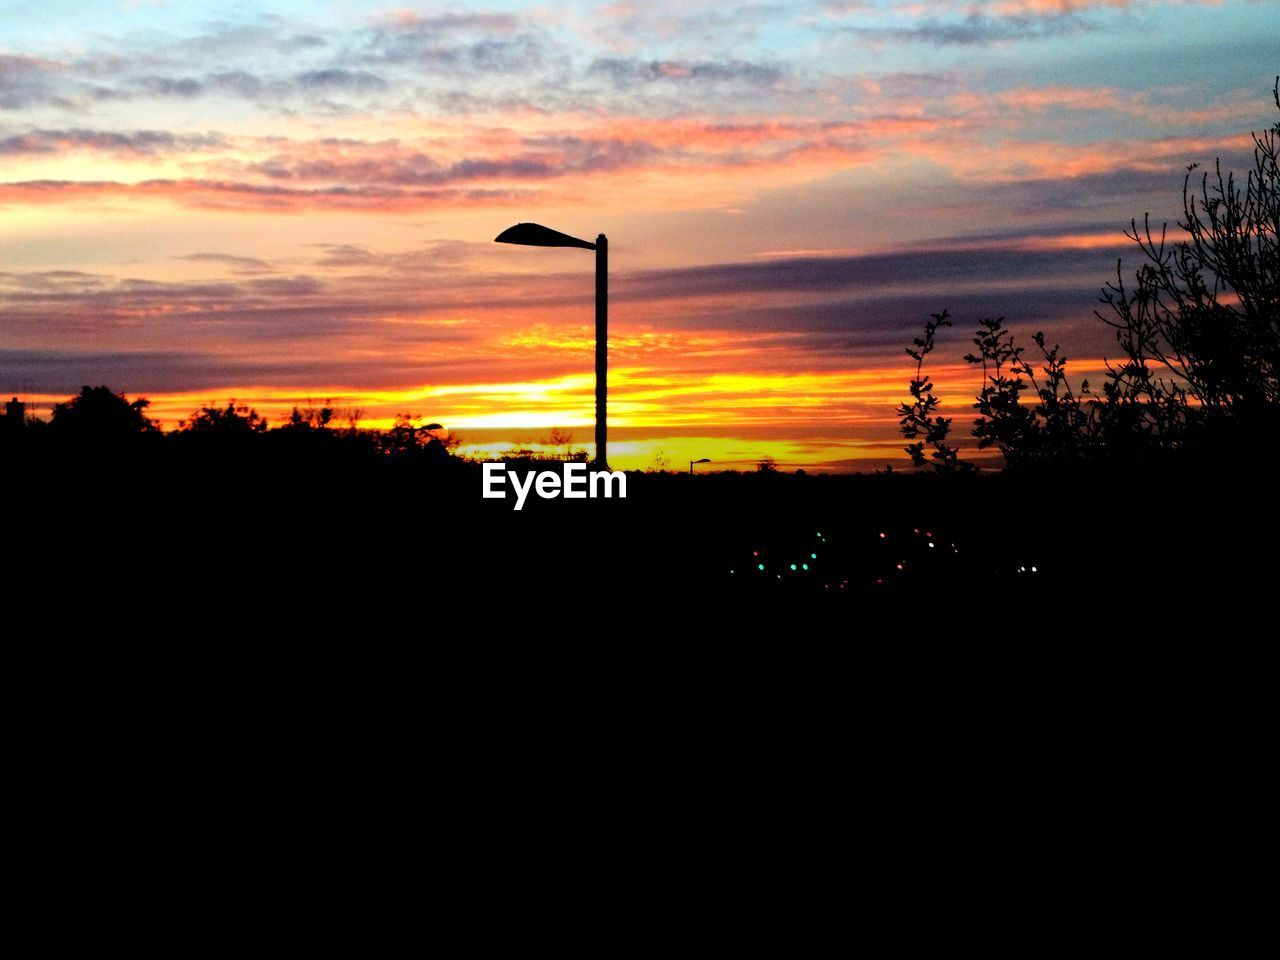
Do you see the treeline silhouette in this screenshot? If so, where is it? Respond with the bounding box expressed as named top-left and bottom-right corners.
top-left (3, 379), bottom-right (1268, 609)
top-left (4, 388), bottom-right (460, 465)
top-left (0, 387), bottom-right (1082, 607)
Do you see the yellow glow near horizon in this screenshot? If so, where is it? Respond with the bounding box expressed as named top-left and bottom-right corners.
top-left (11, 356), bottom-right (1109, 472)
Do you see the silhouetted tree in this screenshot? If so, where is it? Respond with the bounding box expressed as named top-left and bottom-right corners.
top-left (50, 386), bottom-right (157, 436)
top-left (1097, 76), bottom-right (1279, 441)
top-left (900, 78), bottom-right (1280, 470)
top-left (280, 400), bottom-right (335, 432)
top-left (378, 414), bottom-right (458, 460)
top-left (180, 401), bottom-right (266, 434)
top-left (542, 427), bottom-right (582, 460)
top-left (898, 310), bottom-right (969, 471)
top-left (339, 406), bottom-right (364, 433)
top-left (958, 316), bottom-right (1102, 468)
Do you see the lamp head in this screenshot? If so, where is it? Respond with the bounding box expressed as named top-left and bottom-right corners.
top-left (495, 222), bottom-right (596, 250)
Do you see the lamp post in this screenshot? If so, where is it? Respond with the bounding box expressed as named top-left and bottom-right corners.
top-left (690, 457), bottom-right (711, 476)
top-left (495, 222), bottom-right (608, 470)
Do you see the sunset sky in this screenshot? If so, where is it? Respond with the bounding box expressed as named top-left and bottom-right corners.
top-left (2, 0), bottom-right (1277, 470)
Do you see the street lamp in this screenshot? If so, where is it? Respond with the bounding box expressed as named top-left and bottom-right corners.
top-left (690, 458), bottom-right (711, 476)
top-left (495, 222), bottom-right (609, 470)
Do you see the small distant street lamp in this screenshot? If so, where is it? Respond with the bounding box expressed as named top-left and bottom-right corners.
top-left (690, 457), bottom-right (711, 476)
top-left (495, 222), bottom-right (609, 470)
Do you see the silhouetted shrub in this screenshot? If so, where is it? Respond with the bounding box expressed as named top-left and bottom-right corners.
top-left (377, 414), bottom-right (457, 461)
top-left (1096, 77), bottom-right (1279, 444)
top-left (279, 401), bottom-right (335, 432)
top-left (180, 401), bottom-right (266, 434)
top-left (901, 77), bottom-right (1280, 471)
top-left (898, 310), bottom-right (969, 471)
top-left (50, 385), bottom-right (157, 436)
